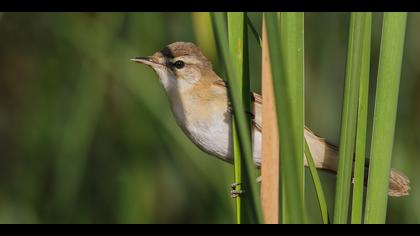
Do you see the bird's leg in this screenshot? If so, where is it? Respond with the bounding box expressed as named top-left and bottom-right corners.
top-left (230, 176), bottom-right (262, 198)
top-left (226, 102), bottom-right (232, 113)
top-left (227, 106), bottom-right (258, 198)
top-left (230, 182), bottom-right (244, 198)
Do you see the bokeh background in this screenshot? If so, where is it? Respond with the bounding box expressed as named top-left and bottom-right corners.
top-left (0, 12), bottom-right (418, 223)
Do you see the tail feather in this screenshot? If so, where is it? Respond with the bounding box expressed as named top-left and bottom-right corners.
top-left (303, 127), bottom-right (410, 197)
top-left (251, 95), bottom-right (410, 197)
top-left (388, 168), bottom-right (410, 197)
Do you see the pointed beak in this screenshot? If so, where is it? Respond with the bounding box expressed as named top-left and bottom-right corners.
top-left (130, 56), bottom-right (163, 67)
top-left (131, 56), bottom-right (151, 64)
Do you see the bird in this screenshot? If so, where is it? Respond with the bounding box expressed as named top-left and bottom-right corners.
top-left (131, 41), bottom-right (410, 197)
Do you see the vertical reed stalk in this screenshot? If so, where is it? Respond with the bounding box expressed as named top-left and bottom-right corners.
top-left (333, 13), bottom-right (368, 224)
top-left (280, 12), bottom-right (305, 212)
top-left (265, 12), bottom-right (306, 224)
top-left (227, 12), bottom-right (249, 224)
top-left (261, 16), bottom-right (279, 224)
top-left (350, 13), bottom-right (372, 224)
top-left (364, 12), bottom-right (407, 224)
top-left (211, 12), bottom-right (263, 224)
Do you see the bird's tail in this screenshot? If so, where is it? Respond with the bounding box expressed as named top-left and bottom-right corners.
top-left (303, 127), bottom-right (410, 197)
top-left (387, 168), bottom-right (410, 197)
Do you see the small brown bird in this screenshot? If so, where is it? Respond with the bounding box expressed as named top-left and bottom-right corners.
top-left (131, 41), bottom-right (410, 197)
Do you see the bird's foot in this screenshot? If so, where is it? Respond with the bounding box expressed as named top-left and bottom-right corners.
top-left (226, 102), bottom-right (232, 113)
top-left (230, 182), bottom-right (244, 198)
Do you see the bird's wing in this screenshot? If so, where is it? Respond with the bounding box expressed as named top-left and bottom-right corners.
top-left (213, 80), bottom-right (262, 132)
top-left (251, 92), bottom-right (340, 170)
top-left (213, 81), bottom-right (331, 148)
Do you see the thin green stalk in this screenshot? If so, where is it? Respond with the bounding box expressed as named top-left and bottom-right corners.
top-left (280, 12), bottom-right (305, 211)
top-left (228, 12), bottom-right (250, 224)
top-left (305, 140), bottom-right (330, 224)
top-left (351, 13), bottom-right (372, 224)
top-left (333, 13), bottom-right (367, 224)
top-left (364, 12), bottom-right (407, 224)
top-left (231, 123), bottom-right (242, 223)
top-left (211, 12), bottom-right (263, 224)
top-left (265, 12), bottom-right (306, 224)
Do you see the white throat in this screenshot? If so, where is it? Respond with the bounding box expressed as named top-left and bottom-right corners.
top-left (153, 67), bottom-right (199, 95)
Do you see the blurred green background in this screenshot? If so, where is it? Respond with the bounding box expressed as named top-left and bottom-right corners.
top-left (0, 12), bottom-right (418, 224)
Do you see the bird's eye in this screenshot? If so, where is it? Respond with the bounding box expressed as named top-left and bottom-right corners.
top-left (174, 60), bottom-right (185, 69)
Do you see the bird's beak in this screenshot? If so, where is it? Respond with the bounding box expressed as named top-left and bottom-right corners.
top-left (131, 56), bottom-right (151, 64)
top-left (130, 56), bottom-right (161, 67)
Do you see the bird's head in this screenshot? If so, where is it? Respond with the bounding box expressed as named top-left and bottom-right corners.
top-left (131, 42), bottom-right (214, 94)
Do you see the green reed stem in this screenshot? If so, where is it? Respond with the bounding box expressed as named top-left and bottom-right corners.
top-left (228, 12), bottom-right (249, 224)
top-left (305, 139), bottom-right (330, 224)
top-left (364, 12), bottom-right (407, 224)
top-left (333, 13), bottom-right (367, 224)
top-left (211, 12), bottom-right (263, 224)
top-left (350, 12), bottom-right (372, 224)
top-left (265, 12), bottom-right (306, 224)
